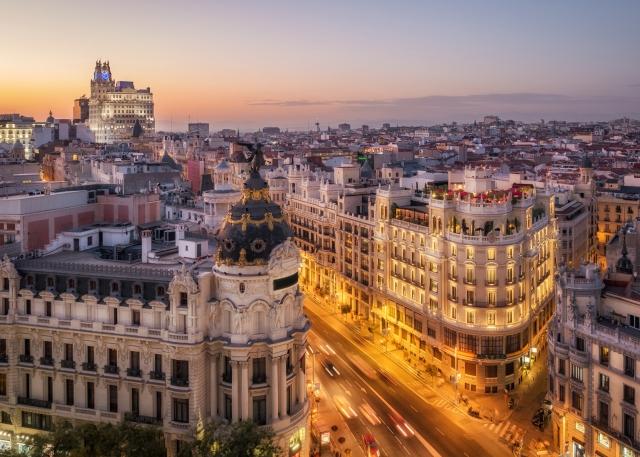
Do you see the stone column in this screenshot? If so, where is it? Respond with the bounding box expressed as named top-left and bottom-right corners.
top-left (271, 357), bottom-right (279, 420)
top-left (231, 361), bottom-right (239, 422)
top-left (210, 355), bottom-right (218, 418)
top-left (279, 357), bottom-right (287, 417)
top-left (240, 361), bottom-right (249, 420)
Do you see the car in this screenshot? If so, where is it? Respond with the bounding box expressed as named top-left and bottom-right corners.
top-left (334, 396), bottom-right (357, 419)
top-left (321, 359), bottom-right (340, 377)
top-left (362, 433), bottom-right (381, 457)
top-left (376, 368), bottom-right (398, 386)
top-left (388, 410), bottom-right (415, 438)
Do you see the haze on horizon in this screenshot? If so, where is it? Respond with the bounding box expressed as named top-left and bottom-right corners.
top-left (2, 0), bottom-right (639, 131)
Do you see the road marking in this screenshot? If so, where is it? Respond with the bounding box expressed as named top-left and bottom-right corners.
top-left (464, 453), bottom-right (470, 457)
top-left (435, 427), bottom-right (445, 436)
top-left (309, 311), bottom-right (445, 457)
top-left (410, 405), bottom-right (418, 412)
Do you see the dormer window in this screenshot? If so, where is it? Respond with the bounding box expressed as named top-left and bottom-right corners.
top-left (111, 282), bottom-right (119, 294)
top-left (68, 279), bottom-right (75, 290)
top-left (156, 286), bottom-right (165, 298)
top-left (46, 277), bottom-right (54, 288)
top-left (26, 275), bottom-right (34, 287)
top-left (179, 292), bottom-right (188, 307)
top-left (133, 284), bottom-right (142, 296)
top-left (88, 280), bottom-right (97, 292)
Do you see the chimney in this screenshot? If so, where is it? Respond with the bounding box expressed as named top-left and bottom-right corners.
top-left (141, 230), bottom-right (152, 263)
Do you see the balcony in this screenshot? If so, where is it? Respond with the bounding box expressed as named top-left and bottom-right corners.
top-left (103, 365), bottom-right (119, 375)
top-left (485, 280), bottom-right (498, 287)
top-left (40, 356), bottom-right (54, 366)
top-left (171, 377), bottom-right (189, 387)
top-left (124, 412), bottom-right (162, 426)
top-left (18, 397), bottom-right (51, 409)
top-left (19, 354), bottom-right (34, 364)
top-left (61, 360), bottom-right (76, 369)
top-left (463, 278), bottom-right (476, 286)
top-left (149, 371), bottom-right (166, 381)
top-left (81, 362), bottom-right (97, 372)
top-left (126, 368), bottom-right (142, 378)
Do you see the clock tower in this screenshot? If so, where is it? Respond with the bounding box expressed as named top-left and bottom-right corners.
top-left (90, 60), bottom-right (114, 100)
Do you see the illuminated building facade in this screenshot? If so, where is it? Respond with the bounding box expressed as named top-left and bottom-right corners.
top-left (87, 61), bottom-right (155, 144)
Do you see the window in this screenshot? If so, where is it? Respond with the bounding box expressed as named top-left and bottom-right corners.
top-left (487, 249), bottom-right (495, 261)
top-left (24, 338), bottom-right (31, 357)
top-left (598, 373), bottom-right (609, 392)
top-left (466, 311), bottom-right (475, 324)
top-left (570, 364), bottom-right (583, 382)
top-left (597, 432), bottom-right (610, 449)
top-left (154, 354), bottom-right (163, 373)
top-left (65, 379), bottom-right (74, 406)
top-left (575, 337), bottom-right (585, 352)
top-left (465, 361), bottom-right (477, 376)
top-left (252, 357), bottom-right (266, 384)
top-left (559, 384), bottom-right (565, 402)
top-left (131, 388), bottom-right (139, 415)
top-left (599, 400), bottom-right (609, 425)
top-left (155, 392), bottom-right (163, 421)
top-left (253, 396), bottom-right (267, 425)
top-left (111, 282), bottom-right (119, 293)
top-left (481, 336), bottom-right (503, 355)
top-left (87, 346), bottom-right (95, 365)
top-left (571, 390), bottom-right (583, 412)
top-left (25, 299), bottom-right (31, 315)
top-left (458, 334), bottom-right (477, 353)
top-left (45, 301), bottom-right (52, 317)
top-left (112, 308), bottom-right (118, 325)
top-left (224, 395), bottom-right (232, 421)
top-left (64, 343), bottom-right (73, 363)
top-left (623, 413), bottom-right (635, 440)
top-left (132, 309), bottom-right (140, 326)
top-left (179, 292), bottom-right (188, 307)
top-left (87, 382), bottom-right (95, 409)
top-left (505, 362), bottom-right (514, 376)
top-left (0, 373), bottom-right (5, 396)
top-left (487, 312), bottom-right (496, 326)
top-left (133, 284), bottom-right (142, 295)
top-left (624, 384), bottom-right (635, 405)
top-left (506, 310), bottom-right (514, 324)
top-left (108, 385), bottom-right (118, 412)
top-left (21, 412), bottom-right (51, 430)
top-left (172, 398), bottom-right (189, 423)
top-left (624, 356), bottom-right (635, 378)
top-left (172, 360), bottom-right (189, 386)
top-left (600, 346), bottom-right (609, 366)
top-left (485, 365), bottom-right (498, 378)
top-left (630, 314), bottom-right (640, 329)
top-left (558, 359), bottom-right (566, 375)
top-left (466, 247), bottom-right (473, 260)
top-left (444, 328), bottom-right (457, 347)
top-left (506, 334), bottom-right (520, 353)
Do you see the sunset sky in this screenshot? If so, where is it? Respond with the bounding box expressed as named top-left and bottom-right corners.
top-left (2, 0), bottom-right (639, 131)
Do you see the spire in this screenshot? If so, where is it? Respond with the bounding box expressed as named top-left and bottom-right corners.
top-left (616, 223), bottom-right (634, 274)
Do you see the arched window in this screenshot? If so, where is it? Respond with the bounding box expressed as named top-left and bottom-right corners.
top-left (133, 284), bottom-right (142, 295)
top-left (156, 286), bottom-right (165, 297)
top-left (111, 282), bottom-right (119, 293)
top-left (68, 279), bottom-right (75, 290)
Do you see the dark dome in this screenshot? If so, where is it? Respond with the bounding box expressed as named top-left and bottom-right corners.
top-left (216, 147), bottom-right (291, 266)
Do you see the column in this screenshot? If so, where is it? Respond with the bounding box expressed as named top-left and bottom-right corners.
top-left (210, 356), bottom-right (218, 418)
top-left (240, 361), bottom-right (249, 420)
top-left (231, 361), bottom-right (239, 422)
top-left (279, 357), bottom-right (287, 417)
top-left (271, 357), bottom-right (279, 420)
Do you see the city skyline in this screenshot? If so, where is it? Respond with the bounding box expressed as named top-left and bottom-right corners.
top-left (2, 0), bottom-right (640, 130)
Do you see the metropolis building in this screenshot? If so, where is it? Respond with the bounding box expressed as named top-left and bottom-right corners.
top-left (87, 61), bottom-right (155, 144)
top-left (0, 148), bottom-right (310, 456)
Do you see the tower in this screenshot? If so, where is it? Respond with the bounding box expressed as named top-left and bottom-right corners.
top-left (90, 60), bottom-right (114, 99)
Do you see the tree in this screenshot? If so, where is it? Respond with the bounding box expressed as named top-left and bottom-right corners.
top-left (11, 421), bottom-right (166, 457)
top-left (180, 421), bottom-right (282, 457)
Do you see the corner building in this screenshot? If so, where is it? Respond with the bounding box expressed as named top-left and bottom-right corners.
top-left (372, 168), bottom-right (556, 393)
top-left (0, 156), bottom-right (309, 456)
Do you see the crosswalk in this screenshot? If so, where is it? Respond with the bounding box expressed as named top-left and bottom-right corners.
top-left (482, 420), bottom-right (524, 445)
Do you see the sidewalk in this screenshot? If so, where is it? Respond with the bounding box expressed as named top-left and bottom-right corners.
top-left (305, 293), bottom-right (555, 456)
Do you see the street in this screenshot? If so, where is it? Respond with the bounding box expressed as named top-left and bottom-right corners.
top-left (307, 299), bottom-right (514, 457)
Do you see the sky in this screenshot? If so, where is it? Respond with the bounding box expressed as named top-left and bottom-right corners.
top-left (1, 0), bottom-right (639, 131)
